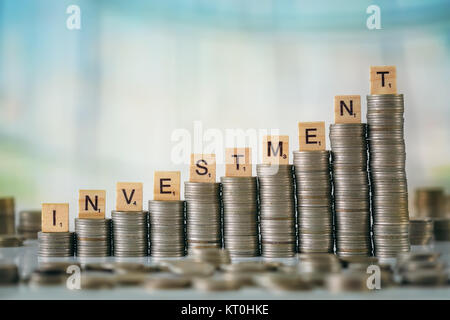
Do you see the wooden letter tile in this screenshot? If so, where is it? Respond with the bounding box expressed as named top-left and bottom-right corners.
top-left (42, 203), bottom-right (69, 232)
top-left (190, 154), bottom-right (216, 183)
top-left (298, 122), bottom-right (326, 151)
top-left (225, 148), bottom-right (252, 176)
top-left (78, 190), bottom-right (106, 219)
top-left (370, 66), bottom-right (397, 94)
top-left (262, 135), bottom-right (289, 164)
top-left (334, 95), bottom-right (361, 124)
top-left (116, 182), bottom-right (143, 211)
top-left (154, 171), bottom-right (181, 201)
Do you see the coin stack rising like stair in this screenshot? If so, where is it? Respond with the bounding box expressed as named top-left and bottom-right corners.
top-left (221, 177), bottom-right (259, 257)
top-left (184, 182), bottom-right (222, 250)
top-left (257, 164), bottom-right (296, 257)
top-left (293, 151), bottom-right (334, 254)
top-left (367, 94), bottom-right (410, 257)
top-left (330, 124), bottom-right (372, 257)
top-left (148, 200), bottom-right (186, 257)
top-left (111, 211), bottom-right (148, 257)
top-left (75, 218), bottom-right (112, 257)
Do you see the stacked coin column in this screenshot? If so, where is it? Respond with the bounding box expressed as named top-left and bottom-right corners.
top-left (184, 182), bottom-right (222, 250)
top-left (367, 94), bottom-right (410, 258)
top-left (257, 164), bottom-right (296, 257)
top-left (111, 211), bottom-right (148, 257)
top-left (329, 124), bottom-right (372, 257)
top-left (0, 197), bottom-right (15, 235)
top-left (18, 210), bottom-right (41, 239)
top-left (38, 231), bottom-right (75, 257)
top-left (293, 151), bottom-right (334, 253)
top-left (220, 177), bottom-right (259, 257)
top-left (148, 200), bottom-right (186, 257)
top-left (75, 218), bottom-right (112, 257)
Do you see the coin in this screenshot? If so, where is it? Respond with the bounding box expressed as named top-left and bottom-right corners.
top-left (112, 211), bottom-right (148, 257)
top-left (145, 276), bottom-right (191, 290)
top-left (254, 273), bottom-right (311, 291)
top-left (80, 274), bottom-right (116, 290)
top-left (193, 277), bottom-right (242, 291)
top-left (188, 248), bottom-right (231, 267)
top-left (148, 200), bottom-right (185, 257)
top-left (325, 272), bottom-right (370, 292)
top-left (162, 260), bottom-right (215, 277)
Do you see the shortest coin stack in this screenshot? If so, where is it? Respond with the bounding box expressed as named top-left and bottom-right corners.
top-left (112, 211), bottom-right (148, 257)
top-left (409, 218), bottom-right (434, 245)
top-left (75, 218), bottom-right (112, 257)
top-left (17, 210), bottom-right (42, 239)
top-left (148, 200), bottom-right (186, 257)
top-left (433, 218), bottom-right (450, 241)
top-left (38, 232), bottom-right (75, 257)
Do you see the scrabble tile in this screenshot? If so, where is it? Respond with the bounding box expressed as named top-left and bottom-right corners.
top-left (116, 182), bottom-right (143, 211)
top-left (262, 135), bottom-right (289, 164)
top-left (42, 203), bottom-right (69, 232)
top-left (225, 147), bottom-right (252, 176)
top-left (154, 171), bottom-right (181, 201)
top-left (298, 122), bottom-right (326, 151)
top-left (370, 66), bottom-right (397, 94)
top-left (334, 95), bottom-right (361, 123)
top-left (190, 154), bottom-right (216, 183)
top-left (78, 190), bottom-right (106, 219)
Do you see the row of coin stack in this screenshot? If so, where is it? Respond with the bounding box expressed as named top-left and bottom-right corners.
top-left (36, 66), bottom-right (414, 259)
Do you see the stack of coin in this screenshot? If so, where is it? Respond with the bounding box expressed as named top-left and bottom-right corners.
top-left (433, 218), bottom-right (450, 241)
top-left (257, 164), bottom-right (296, 257)
top-left (293, 151), bottom-right (333, 253)
top-left (409, 218), bottom-right (434, 245)
top-left (184, 182), bottom-right (222, 250)
top-left (220, 177), bottom-right (259, 257)
top-left (0, 197), bottom-right (15, 235)
top-left (148, 200), bottom-right (185, 257)
top-left (414, 188), bottom-right (446, 218)
top-left (111, 211), bottom-right (148, 257)
top-left (38, 231), bottom-right (75, 257)
top-left (367, 94), bottom-right (410, 258)
top-left (0, 235), bottom-right (24, 247)
top-left (75, 218), bottom-right (112, 257)
top-left (17, 210), bottom-right (41, 239)
top-left (330, 124), bottom-right (372, 257)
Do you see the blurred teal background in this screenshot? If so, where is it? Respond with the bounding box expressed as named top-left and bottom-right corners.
top-left (0, 0), bottom-right (449, 226)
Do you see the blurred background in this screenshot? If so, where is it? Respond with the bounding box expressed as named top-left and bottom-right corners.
top-left (0, 0), bottom-right (449, 227)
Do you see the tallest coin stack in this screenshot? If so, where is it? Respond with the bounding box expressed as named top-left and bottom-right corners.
top-left (367, 94), bottom-right (410, 258)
